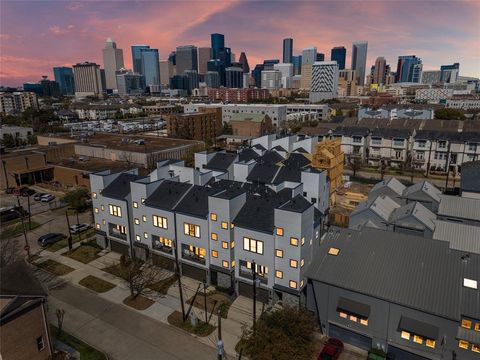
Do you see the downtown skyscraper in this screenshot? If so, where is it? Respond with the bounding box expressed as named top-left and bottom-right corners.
top-left (102, 38), bottom-right (124, 91)
top-left (351, 41), bottom-right (368, 86)
top-left (53, 66), bottom-right (75, 95)
top-left (396, 55), bottom-right (422, 83)
top-left (330, 46), bottom-right (346, 70)
top-left (131, 45), bottom-right (160, 91)
top-left (283, 38), bottom-right (293, 63)
top-left (176, 45), bottom-right (198, 75)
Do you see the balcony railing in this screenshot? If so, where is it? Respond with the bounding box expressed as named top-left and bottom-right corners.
top-left (239, 269), bottom-right (268, 284)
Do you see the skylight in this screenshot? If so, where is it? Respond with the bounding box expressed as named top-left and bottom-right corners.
top-left (463, 278), bottom-right (478, 289)
top-left (328, 247), bottom-right (340, 256)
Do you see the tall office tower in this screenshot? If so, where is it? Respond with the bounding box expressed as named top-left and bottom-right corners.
top-left (316, 53), bottom-right (325, 62)
top-left (395, 55), bottom-right (422, 83)
top-left (351, 41), bottom-right (368, 86)
top-left (274, 63), bottom-right (293, 88)
top-left (140, 48), bottom-right (160, 90)
top-left (159, 60), bottom-right (173, 86)
top-left (372, 57), bottom-right (387, 85)
top-left (198, 47), bottom-right (212, 75)
top-left (231, 53), bottom-right (236, 63)
top-left (205, 71), bottom-right (221, 88)
top-left (252, 64), bottom-right (265, 88)
top-left (53, 66), bottom-right (75, 95)
top-left (211, 33), bottom-right (225, 59)
top-left (283, 38), bottom-right (293, 63)
top-left (238, 52), bottom-right (250, 73)
top-left (412, 63), bottom-right (423, 83)
top-left (302, 47), bottom-right (317, 65)
top-left (226, 67), bottom-right (244, 88)
top-left (261, 70), bottom-right (282, 90)
top-left (72, 62), bottom-right (104, 98)
top-left (421, 70), bottom-right (442, 84)
top-left (292, 55), bottom-right (302, 75)
top-left (184, 70), bottom-right (199, 93)
top-left (131, 45), bottom-right (150, 74)
top-left (309, 61), bottom-right (339, 102)
top-left (440, 63), bottom-right (460, 83)
top-left (102, 38), bottom-right (124, 90)
top-left (176, 45), bottom-right (198, 75)
top-left (331, 46), bottom-right (346, 70)
top-left (207, 59), bottom-right (226, 85)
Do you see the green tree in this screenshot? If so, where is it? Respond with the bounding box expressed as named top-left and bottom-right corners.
top-left (435, 108), bottom-right (466, 120)
top-left (238, 307), bottom-right (316, 360)
top-left (62, 188), bottom-right (90, 212)
top-left (1, 133), bottom-right (16, 148)
top-left (349, 156), bottom-right (363, 177)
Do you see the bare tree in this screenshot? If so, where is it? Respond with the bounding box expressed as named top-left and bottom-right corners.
top-left (380, 159), bottom-right (388, 180)
top-left (56, 309), bottom-right (66, 335)
top-left (118, 255), bottom-right (162, 299)
top-left (0, 238), bottom-right (22, 268)
top-left (348, 157), bottom-right (363, 177)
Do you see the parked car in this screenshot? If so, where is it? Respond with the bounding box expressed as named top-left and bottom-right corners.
top-left (37, 233), bottom-right (65, 247)
top-left (34, 193), bottom-right (47, 201)
top-left (318, 338), bottom-right (344, 360)
top-left (69, 223), bottom-right (91, 234)
top-left (20, 188), bottom-right (36, 197)
top-left (40, 194), bottom-right (55, 202)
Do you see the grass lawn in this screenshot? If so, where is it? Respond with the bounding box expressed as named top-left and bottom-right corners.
top-left (186, 290), bottom-right (233, 319)
top-left (148, 275), bottom-right (177, 295)
top-left (51, 325), bottom-right (107, 360)
top-left (79, 275), bottom-right (116, 293)
top-left (63, 242), bottom-right (102, 264)
top-left (123, 294), bottom-right (154, 310)
top-left (103, 263), bottom-right (129, 281)
top-left (36, 259), bottom-right (74, 276)
top-left (0, 220), bottom-right (40, 240)
top-left (46, 229), bottom-right (95, 253)
top-left (167, 310), bottom-right (216, 337)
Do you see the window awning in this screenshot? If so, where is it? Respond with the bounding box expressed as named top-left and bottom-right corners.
top-left (457, 326), bottom-right (480, 345)
top-left (336, 297), bottom-right (370, 319)
top-left (398, 316), bottom-right (439, 340)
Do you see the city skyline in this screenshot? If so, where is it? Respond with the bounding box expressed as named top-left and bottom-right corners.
top-left (1, 0), bottom-right (479, 86)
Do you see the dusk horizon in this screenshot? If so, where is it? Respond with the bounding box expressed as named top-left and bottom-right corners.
top-left (1, 0), bottom-right (479, 87)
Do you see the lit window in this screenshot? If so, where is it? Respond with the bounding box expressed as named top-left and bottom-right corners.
top-left (301, 237), bottom-right (305, 245)
top-left (276, 249), bottom-right (283, 258)
top-left (339, 312), bottom-right (348, 319)
top-left (153, 215), bottom-right (168, 229)
top-left (231, 241), bottom-right (235, 248)
top-left (109, 204), bottom-right (122, 217)
top-left (462, 319), bottom-right (472, 329)
top-left (211, 213), bottom-right (217, 221)
top-left (135, 235), bottom-right (141, 241)
top-left (290, 259), bottom-right (298, 268)
top-left (475, 323), bottom-right (480, 332)
top-left (92, 192), bottom-right (97, 199)
top-left (94, 207), bottom-right (99, 214)
top-left (101, 205), bottom-right (104, 211)
top-left (222, 260), bottom-right (229, 268)
top-left (275, 270), bottom-right (283, 279)
top-left (102, 219), bottom-right (106, 225)
top-left (230, 223), bottom-right (234, 229)
top-left (426, 339), bottom-right (435, 349)
top-left (276, 227), bottom-right (284, 236)
top-left (231, 260), bottom-right (235, 268)
top-left (472, 344), bottom-right (480, 353)
top-left (221, 222), bottom-right (228, 229)
top-left (349, 315), bottom-right (358, 322)
top-left (413, 335), bottom-right (423, 344)
top-left (289, 280), bottom-right (297, 289)
top-left (141, 198), bottom-right (145, 204)
top-left (290, 237), bottom-right (298, 246)
top-left (301, 259), bottom-right (305, 267)
top-left (212, 250), bottom-right (218, 258)
top-left (134, 218), bottom-right (140, 225)
top-left (95, 223), bottom-right (100, 229)
top-left (133, 201), bottom-right (138, 208)
top-left (328, 247), bottom-right (340, 256)
top-left (142, 215), bottom-right (147, 222)
top-left (243, 237), bottom-right (263, 254)
top-left (144, 232), bottom-right (148, 239)
top-left (360, 318), bottom-right (368, 326)
top-left (458, 340), bottom-right (469, 349)
top-left (211, 233), bottom-right (218, 241)
top-left (222, 241), bottom-right (228, 249)
top-left (184, 223), bottom-right (200, 237)
top-left (401, 331), bottom-right (410, 340)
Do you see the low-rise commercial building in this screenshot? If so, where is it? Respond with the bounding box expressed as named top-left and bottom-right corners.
top-left (222, 104), bottom-right (287, 128)
top-left (207, 88), bottom-right (270, 103)
top-left (230, 113), bottom-right (273, 138)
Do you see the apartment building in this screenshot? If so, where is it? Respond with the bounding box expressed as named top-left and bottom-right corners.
top-left (91, 140), bottom-right (329, 305)
top-left (306, 227), bottom-right (480, 360)
top-left (222, 104), bottom-right (287, 128)
top-left (0, 91), bottom-right (38, 114)
top-left (368, 128), bottom-right (411, 167)
top-left (166, 109), bottom-right (222, 142)
top-left (358, 106), bottom-right (434, 121)
top-left (286, 104), bottom-right (329, 121)
top-left (207, 88), bottom-right (270, 103)
top-left (331, 126), bottom-right (370, 161)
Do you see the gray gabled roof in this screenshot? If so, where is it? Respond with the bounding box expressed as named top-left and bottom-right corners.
top-left (390, 202), bottom-right (436, 231)
top-left (371, 177), bottom-right (406, 197)
top-left (438, 195), bottom-right (480, 222)
top-left (307, 227), bottom-right (480, 321)
top-left (101, 173), bottom-right (144, 200)
top-left (351, 195), bottom-right (400, 221)
top-left (403, 180), bottom-right (441, 203)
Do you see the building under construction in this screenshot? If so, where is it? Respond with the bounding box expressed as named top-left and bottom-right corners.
top-left (311, 138), bottom-right (344, 204)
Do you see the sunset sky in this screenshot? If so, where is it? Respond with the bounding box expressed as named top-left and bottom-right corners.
top-left (1, 0), bottom-right (479, 86)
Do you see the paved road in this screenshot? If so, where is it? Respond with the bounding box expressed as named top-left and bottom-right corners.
top-left (48, 283), bottom-right (218, 360)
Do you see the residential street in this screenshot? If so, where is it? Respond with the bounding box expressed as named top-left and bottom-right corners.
top-left (48, 282), bottom-right (219, 360)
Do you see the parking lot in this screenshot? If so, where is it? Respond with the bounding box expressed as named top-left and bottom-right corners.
top-left (1, 185), bottom-right (67, 216)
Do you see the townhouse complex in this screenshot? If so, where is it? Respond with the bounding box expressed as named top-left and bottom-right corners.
top-left (91, 134), bottom-right (329, 305)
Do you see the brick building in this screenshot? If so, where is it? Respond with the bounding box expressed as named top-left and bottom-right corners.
top-left (166, 108), bottom-right (223, 142)
top-left (230, 113), bottom-right (273, 138)
top-left (207, 88), bottom-right (270, 103)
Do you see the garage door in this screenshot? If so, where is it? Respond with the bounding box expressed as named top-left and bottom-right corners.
top-left (181, 263), bottom-right (207, 282)
top-left (387, 346), bottom-right (429, 360)
top-left (152, 253), bottom-right (175, 271)
top-left (328, 324), bottom-right (371, 351)
top-left (110, 240), bottom-right (130, 256)
top-left (238, 281), bottom-right (269, 303)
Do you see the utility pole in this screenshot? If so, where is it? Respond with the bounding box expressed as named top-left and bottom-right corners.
top-left (173, 240), bottom-right (186, 321)
top-left (204, 282), bottom-right (208, 325)
top-left (252, 260), bottom-right (257, 334)
top-left (26, 195), bottom-right (31, 230)
top-left (65, 210), bottom-right (73, 251)
top-left (16, 196), bottom-right (30, 260)
top-left (217, 308), bottom-right (223, 360)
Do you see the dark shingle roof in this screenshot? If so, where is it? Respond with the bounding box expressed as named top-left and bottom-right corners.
top-left (278, 195), bottom-right (312, 213)
top-left (282, 153), bottom-right (310, 168)
top-left (210, 180), bottom-right (246, 200)
top-left (333, 126), bottom-right (370, 137)
top-left (233, 196), bottom-right (288, 233)
top-left (204, 152), bottom-right (237, 171)
top-left (293, 147), bottom-right (308, 154)
top-left (101, 173), bottom-right (143, 200)
top-left (238, 148), bottom-right (260, 162)
top-left (174, 185), bottom-right (219, 218)
top-left (252, 144), bottom-right (266, 151)
top-left (461, 161), bottom-right (480, 193)
top-left (242, 182), bottom-right (276, 197)
top-left (370, 128), bottom-right (411, 139)
top-left (272, 145), bottom-right (287, 152)
top-left (256, 150), bottom-right (283, 164)
top-left (272, 166), bottom-right (302, 184)
top-left (307, 227), bottom-right (480, 320)
top-left (246, 163), bottom-right (280, 184)
top-left (0, 262), bottom-right (46, 297)
top-left (144, 180), bottom-right (192, 211)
